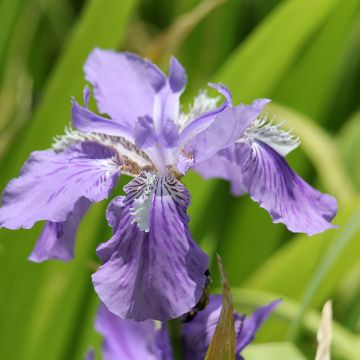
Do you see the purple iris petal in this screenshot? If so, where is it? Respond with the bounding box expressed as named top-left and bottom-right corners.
top-left (178, 83), bottom-right (233, 148)
top-left (134, 115), bottom-right (158, 149)
top-left (84, 49), bottom-right (165, 131)
top-left (95, 303), bottom-right (173, 360)
top-left (182, 295), bottom-right (280, 360)
top-left (72, 98), bottom-right (133, 139)
top-left (193, 153), bottom-right (246, 196)
top-left (29, 197), bottom-right (90, 262)
top-left (92, 173), bottom-right (209, 321)
top-left (186, 99), bottom-right (269, 164)
top-left (238, 141), bottom-right (337, 235)
top-left (169, 56), bottom-right (187, 93)
top-left (235, 299), bottom-right (281, 354)
top-left (0, 142), bottom-right (121, 229)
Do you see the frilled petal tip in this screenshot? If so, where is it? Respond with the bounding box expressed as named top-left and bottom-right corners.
top-left (28, 198), bottom-right (90, 263)
top-left (241, 141), bottom-right (337, 235)
top-left (92, 173), bottom-right (209, 321)
top-left (0, 143), bottom-right (121, 230)
top-left (169, 56), bottom-right (187, 93)
top-left (95, 303), bottom-right (173, 360)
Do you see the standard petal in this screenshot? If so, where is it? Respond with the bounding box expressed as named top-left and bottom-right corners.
top-left (28, 197), bottom-right (90, 262)
top-left (0, 142), bottom-right (121, 229)
top-left (92, 174), bottom-right (209, 321)
top-left (241, 141), bottom-right (337, 235)
top-left (84, 49), bottom-right (165, 131)
top-left (185, 99), bottom-right (269, 164)
top-left (95, 304), bottom-right (173, 360)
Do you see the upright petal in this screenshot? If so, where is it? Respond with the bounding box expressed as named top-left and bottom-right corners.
top-left (84, 49), bottom-right (165, 131)
top-left (28, 197), bottom-right (90, 262)
top-left (92, 173), bottom-right (209, 321)
top-left (185, 99), bottom-right (269, 164)
top-left (240, 141), bottom-right (337, 235)
top-left (95, 304), bottom-right (173, 360)
top-left (0, 142), bottom-right (121, 229)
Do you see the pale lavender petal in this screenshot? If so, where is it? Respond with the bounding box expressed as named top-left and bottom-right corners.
top-left (96, 304), bottom-right (173, 360)
top-left (178, 83), bottom-right (233, 148)
top-left (0, 142), bottom-right (121, 229)
top-left (85, 49), bottom-right (165, 130)
top-left (185, 99), bottom-right (268, 164)
top-left (193, 153), bottom-right (246, 196)
top-left (236, 299), bottom-right (281, 353)
top-left (241, 141), bottom-right (337, 235)
top-left (159, 117), bottom-right (179, 148)
top-left (28, 197), bottom-right (90, 262)
top-left (72, 98), bottom-right (133, 139)
top-left (92, 173), bottom-right (209, 321)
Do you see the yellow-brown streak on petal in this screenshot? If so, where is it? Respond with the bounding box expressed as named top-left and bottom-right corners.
top-left (205, 254), bottom-right (236, 360)
top-left (144, 0), bottom-right (227, 64)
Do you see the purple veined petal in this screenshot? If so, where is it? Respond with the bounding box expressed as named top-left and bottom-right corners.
top-left (240, 140), bottom-right (338, 235)
top-left (95, 303), bottom-right (173, 360)
top-left (0, 142), bottom-right (121, 230)
top-left (178, 83), bottom-right (233, 148)
top-left (84, 49), bottom-right (166, 132)
top-left (236, 299), bottom-right (281, 353)
top-left (72, 98), bottom-right (134, 140)
top-left (92, 173), bottom-right (209, 321)
top-left (186, 99), bottom-right (268, 164)
top-left (182, 295), bottom-right (280, 360)
top-left (28, 197), bottom-right (90, 263)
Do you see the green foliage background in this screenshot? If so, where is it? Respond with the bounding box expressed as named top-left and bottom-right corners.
top-left (0, 0), bottom-right (360, 358)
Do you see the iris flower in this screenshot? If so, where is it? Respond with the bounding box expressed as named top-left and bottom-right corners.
top-left (0, 49), bottom-right (336, 321)
top-left (88, 296), bottom-right (279, 360)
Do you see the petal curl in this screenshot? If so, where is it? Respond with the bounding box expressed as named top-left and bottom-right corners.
top-left (0, 142), bottom-right (121, 229)
top-left (95, 304), bottom-right (173, 360)
top-left (92, 173), bottom-right (209, 321)
top-left (240, 141), bottom-right (337, 235)
top-left (28, 197), bottom-right (90, 262)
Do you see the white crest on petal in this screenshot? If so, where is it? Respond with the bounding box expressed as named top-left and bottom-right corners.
top-left (130, 172), bottom-right (157, 232)
top-left (52, 127), bottom-right (153, 176)
top-left (176, 90), bottom-right (219, 129)
top-left (241, 115), bottom-right (300, 156)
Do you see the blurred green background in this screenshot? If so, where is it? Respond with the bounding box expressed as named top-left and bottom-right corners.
top-left (0, 0), bottom-right (360, 359)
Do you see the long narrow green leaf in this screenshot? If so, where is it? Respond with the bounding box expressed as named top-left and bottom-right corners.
top-left (213, 0), bottom-right (340, 103)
